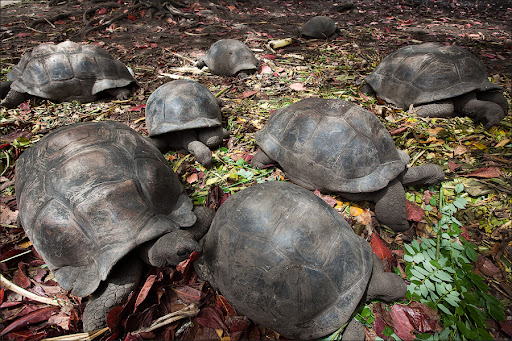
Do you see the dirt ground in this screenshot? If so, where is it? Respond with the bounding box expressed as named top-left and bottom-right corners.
top-left (1, 0), bottom-right (511, 340)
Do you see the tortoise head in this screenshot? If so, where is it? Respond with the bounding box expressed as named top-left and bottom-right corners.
top-left (146, 229), bottom-right (200, 267)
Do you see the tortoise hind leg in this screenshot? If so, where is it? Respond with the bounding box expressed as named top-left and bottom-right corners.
top-left (82, 256), bottom-right (143, 332)
top-left (454, 92), bottom-right (505, 128)
top-left (1, 88), bottom-right (28, 108)
top-left (198, 127), bottom-right (228, 148)
top-left (477, 90), bottom-right (509, 114)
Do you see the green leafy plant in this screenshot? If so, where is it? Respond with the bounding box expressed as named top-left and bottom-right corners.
top-left (405, 183), bottom-right (505, 340)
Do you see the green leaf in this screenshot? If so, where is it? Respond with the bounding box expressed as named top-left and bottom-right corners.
top-left (424, 278), bottom-right (435, 291)
top-left (438, 303), bottom-right (452, 315)
top-left (404, 254), bottom-right (414, 262)
top-left (411, 268), bottom-right (426, 280)
top-left (454, 183), bottom-right (464, 193)
top-left (413, 253), bottom-right (425, 263)
top-left (411, 239), bottom-right (421, 251)
top-left (444, 293), bottom-right (460, 307)
top-left (435, 270), bottom-right (453, 282)
top-left (382, 326), bottom-right (394, 337)
top-left (465, 247), bottom-right (478, 262)
top-left (404, 244), bottom-right (415, 255)
top-left (420, 284), bottom-right (429, 298)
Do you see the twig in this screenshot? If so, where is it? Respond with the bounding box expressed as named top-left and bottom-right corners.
top-left (0, 274), bottom-right (67, 307)
top-left (132, 303), bottom-right (199, 334)
top-left (42, 327), bottom-right (109, 341)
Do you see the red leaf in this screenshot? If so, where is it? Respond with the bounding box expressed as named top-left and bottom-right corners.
top-left (13, 262), bottom-right (31, 289)
top-left (217, 295), bottom-right (236, 316)
top-left (174, 285), bottom-right (204, 303)
top-left (448, 161), bottom-right (461, 172)
top-left (54, 20), bottom-right (66, 24)
top-left (389, 126), bottom-right (408, 136)
top-left (499, 317), bottom-right (512, 336)
top-left (389, 304), bottom-right (415, 341)
top-left (242, 153), bottom-right (254, 163)
top-left (263, 54), bottom-right (277, 59)
top-left (463, 167), bottom-right (501, 178)
top-left (227, 315), bottom-right (251, 334)
top-left (477, 255), bottom-right (502, 277)
top-left (289, 82), bottom-right (306, 91)
top-left (370, 234), bottom-right (393, 263)
top-left (186, 173), bottom-right (198, 184)
top-left (405, 200), bottom-right (424, 222)
top-left (0, 306), bottom-right (59, 336)
top-left (401, 301), bottom-right (441, 333)
top-left (240, 90), bottom-right (258, 99)
top-left (461, 226), bottom-right (470, 241)
top-left (17, 33), bottom-right (30, 37)
top-left (128, 14), bottom-right (138, 21)
top-left (98, 8), bottom-right (108, 14)
top-left (134, 275), bottom-right (157, 312)
top-left (259, 64), bottom-right (273, 74)
top-left (106, 306), bottom-right (124, 330)
top-left (313, 190), bottom-right (337, 208)
top-left (194, 306), bottom-right (227, 330)
top-left (129, 104), bottom-right (145, 112)
top-left (373, 316), bottom-right (390, 340)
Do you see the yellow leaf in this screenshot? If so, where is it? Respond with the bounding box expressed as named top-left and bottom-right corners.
top-left (428, 127), bottom-right (445, 136)
top-left (495, 139), bottom-right (510, 148)
top-left (215, 329), bottom-right (224, 338)
top-left (473, 142), bottom-right (487, 150)
top-left (350, 206), bottom-right (363, 216)
top-left (18, 240), bottom-right (32, 248)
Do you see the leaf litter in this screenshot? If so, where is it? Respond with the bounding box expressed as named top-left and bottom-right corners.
top-left (1, 0), bottom-right (511, 339)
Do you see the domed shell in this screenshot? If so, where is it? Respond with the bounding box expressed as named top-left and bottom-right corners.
top-left (145, 79), bottom-right (222, 136)
top-left (7, 41), bottom-right (136, 102)
top-left (194, 181), bottom-right (373, 339)
top-left (364, 42), bottom-right (501, 108)
top-left (299, 16), bottom-right (337, 39)
top-left (198, 39), bottom-right (259, 76)
top-left (255, 98), bottom-right (408, 193)
top-left (15, 121), bottom-right (195, 298)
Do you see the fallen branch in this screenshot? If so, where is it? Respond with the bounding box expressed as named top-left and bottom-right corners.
top-left (0, 274), bottom-right (68, 307)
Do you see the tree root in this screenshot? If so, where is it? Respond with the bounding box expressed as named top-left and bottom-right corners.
top-left (31, 12), bottom-right (77, 28)
top-left (79, 3), bottom-right (142, 37)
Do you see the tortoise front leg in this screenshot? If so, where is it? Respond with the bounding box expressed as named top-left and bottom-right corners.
top-left (106, 87), bottom-right (131, 100)
top-left (372, 179), bottom-right (409, 232)
top-left (413, 100), bottom-right (455, 118)
top-left (251, 149), bottom-right (276, 169)
top-left (82, 256), bottom-right (143, 332)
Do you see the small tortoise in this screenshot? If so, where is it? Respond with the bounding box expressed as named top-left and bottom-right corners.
top-left (15, 121), bottom-right (213, 331)
top-left (1, 41), bottom-right (136, 108)
top-left (145, 79), bottom-right (228, 167)
top-left (252, 98), bottom-right (445, 232)
top-left (299, 16), bottom-right (337, 39)
top-left (196, 39), bottom-right (259, 77)
top-left (361, 42), bottom-right (509, 128)
top-left (195, 181), bottom-right (406, 340)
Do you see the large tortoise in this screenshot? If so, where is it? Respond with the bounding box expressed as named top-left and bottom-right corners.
top-left (1, 41), bottom-right (137, 108)
top-left (299, 16), bottom-right (337, 39)
top-left (145, 79), bottom-right (228, 167)
top-left (15, 121), bottom-right (213, 331)
top-left (196, 39), bottom-right (259, 77)
top-left (194, 181), bottom-right (406, 340)
top-left (252, 98), bottom-right (445, 232)
top-left (361, 42), bottom-right (509, 128)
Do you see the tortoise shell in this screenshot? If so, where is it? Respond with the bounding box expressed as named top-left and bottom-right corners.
top-left (7, 41), bottom-right (136, 102)
top-left (299, 16), bottom-right (337, 38)
top-left (255, 98), bottom-right (408, 193)
top-left (194, 181), bottom-right (373, 339)
top-left (198, 39), bottom-right (259, 76)
top-left (363, 42), bottom-right (501, 108)
top-left (15, 121), bottom-right (195, 298)
top-left (145, 79), bottom-right (222, 136)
